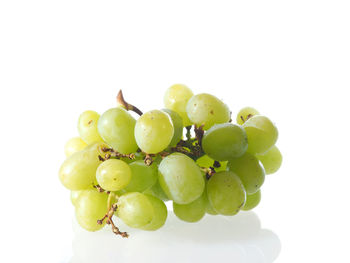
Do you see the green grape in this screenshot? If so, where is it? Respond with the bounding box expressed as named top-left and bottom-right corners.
top-left (140, 194), bottom-right (168, 231)
top-left (186, 93), bottom-right (230, 130)
top-left (116, 192), bottom-right (154, 228)
top-left (124, 160), bottom-right (158, 192)
top-left (164, 84), bottom-right (193, 127)
top-left (227, 152), bottom-right (265, 194)
top-left (59, 144), bottom-right (104, 190)
top-left (242, 190), bottom-right (261, 211)
top-left (98, 107), bottom-right (138, 154)
top-left (201, 183), bottom-right (218, 215)
top-left (202, 123), bottom-right (248, 161)
top-left (207, 171), bottom-right (246, 216)
top-left (64, 137), bottom-right (87, 157)
top-left (158, 153), bottom-right (205, 204)
top-left (195, 155), bottom-right (227, 172)
top-left (75, 190), bottom-right (108, 231)
top-left (78, 111), bottom-right (103, 144)
top-left (242, 115), bottom-right (278, 154)
top-left (162, 108), bottom-right (183, 146)
top-left (144, 180), bottom-right (169, 201)
top-left (70, 190), bottom-right (82, 206)
top-left (256, 145), bottom-right (283, 174)
top-left (134, 110), bottom-right (174, 154)
top-left (173, 191), bottom-right (206, 223)
top-left (96, 159), bottom-right (132, 191)
top-left (236, 107), bottom-right (260, 125)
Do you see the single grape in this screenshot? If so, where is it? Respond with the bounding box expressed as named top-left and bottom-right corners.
top-left (207, 171), bottom-right (246, 216)
top-left (78, 111), bottom-right (103, 144)
top-left (164, 84), bottom-right (193, 127)
top-left (140, 194), bottom-right (168, 231)
top-left (158, 153), bottom-right (205, 204)
top-left (64, 137), bottom-right (87, 157)
top-left (96, 159), bottom-right (132, 192)
top-left (134, 110), bottom-right (174, 154)
top-left (201, 182), bottom-right (218, 215)
top-left (143, 180), bottom-right (169, 201)
top-left (242, 115), bottom-right (278, 154)
top-left (98, 107), bottom-right (138, 154)
top-left (186, 93), bottom-right (230, 130)
top-left (227, 152), bottom-right (265, 194)
top-left (173, 191), bottom-right (206, 223)
top-left (256, 145), bottom-right (283, 174)
top-left (195, 155), bottom-right (227, 172)
top-left (162, 108), bottom-right (183, 147)
top-left (70, 190), bottom-right (82, 206)
top-left (236, 107), bottom-right (260, 125)
top-left (242, 190), bottom-right (261, 211)
top-left (124, 160), bottom-right (158, 192)
top-left (202, 123), bottom-right (248, 161)
top-left (59, 145), bottom-right (103, 190)
top-left (116, 192), bottom-right (154, 228)
top-left (75, 190), bottom-right (108, 231)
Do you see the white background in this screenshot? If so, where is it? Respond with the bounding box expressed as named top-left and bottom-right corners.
top-left (1, 0), bottom-right (349, 262)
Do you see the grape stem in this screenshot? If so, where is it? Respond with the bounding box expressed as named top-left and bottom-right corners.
top-left (200, 167), bottom-right (216, 179)
top-left (117, 90), bottom-right (143, 116)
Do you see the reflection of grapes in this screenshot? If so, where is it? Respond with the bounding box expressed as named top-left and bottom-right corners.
top-left (59, 86), bottom-right (282, 238)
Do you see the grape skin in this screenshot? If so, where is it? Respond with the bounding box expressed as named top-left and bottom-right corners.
top-left (124, 160), bottom-right (158, 192)
top-left (162, 108), bottom-right (183, 147)
top-left (236, 107), bottom-right (260, 125)
top-left (78, 111), bottom-right (104, 144)
top-left (256, 145), bottom-right (283, 174)
top-left (164, 84), bottom-right (193, 127)
top-left (140, 195), bottom-right (168, 231)
top-left (134, 110), bottom-right (174, 154)
top-left (64, 137), bottom-right (87, 157)
top-left (173, 191), bottom-right (206, 223)
top-left (186, 93), bottom-right (230, 130)
top-left (242, 190), bottom-right (261, 211)
top-left (202, 123), bottom-right (248, 161)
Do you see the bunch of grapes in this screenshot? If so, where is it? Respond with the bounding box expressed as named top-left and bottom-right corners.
top-left (59, 84), bottom-right (282, 237)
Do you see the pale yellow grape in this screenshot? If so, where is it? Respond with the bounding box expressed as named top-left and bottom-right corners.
top-left (96, 159), bottom-right (132, 191)
top-left (243, 115), bottom-right (278, 154)
top-left (143, 180), bottom-right (169, 201)
top-left (98, 107), bottom-right (138, 154)
top-left (236, 107), bottom-right (260, 125)
top-left (140, 195), bottom-right (168, 231)
top-left (75, 190), bottom-right (108, 231)
top-left (117, 192), bottom-right (154, 228)
top-left (162, 108), bottom-right (183, 147)
top-left (70, 190), bottom-right (82, 206)
top-left (242, 190), bottom-right (261, 211)
top-left (64, 137), bottom-right (87, 157)
top-left (186, 93), bottom-right (230, 130)
top-left (256, 145), bottom-right (283, 174)
top-left (158, 153), bottom-right (205, 204)
top-left (124, 160), bottom-right (158, 192)
top-left (164, 84), bottom-right (193, 126)
top-left (207, 171), bottom-right (246, 216)
top-left (173, 191), bottom-right (206, 223)
top-left (78, 111), bottom-right (103, 144)
top-left (134, 110), bottom-right (174, 154)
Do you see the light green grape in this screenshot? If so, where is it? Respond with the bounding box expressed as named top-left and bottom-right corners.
top-left (75, 190), bottom-right (108, 231)
top-left (78, 111), bottom-right (103, 144)
top-left (70, 190), bottom-right (82, 206)
top-left (202, 123), bottom-right (248, 161)
top-left (242, 190), bottom-right (261, 211)
top-left (186, 93), bottom-right (230, 130)
top-left (124, 160), bottom-right (158, 192)
top-left (162, 108), bottom-right (183, 146)
top-left (64, 137), bottom-right (87, 157)
top-left (236, 107), bottom-right (260, 125)
top-left (134, 110), bottom-right (174, 154)
top-left (59, 144), bottom-right (104, 190)
top-left (201, 182), bottom-right (218, 215)
top-left (96, 159), bottom-right (132, 191)
top-left (227, 152), bottom-right (265, 194)
top-left (242, 115), bottom-right (278, 154)
top-left (143, 180), bottom-right (169, 201)
top-left (207, 171), bottom-right (246, 216)
top-left (98, 107), bottom-right (138, 154)
top-left (116, 192), bottom-right (154, 228)
top-left (140, 194), bottom-right (168, 231)
top-left (173, 191), bottom-right (206, 222)
top-left (164, 84), bottom-right (193, 127)
top-left (158, 153), bottom-right (205, 204)
top-left (256, 145), bottom-right (282, 174)
top-left (195, 155), bottom-right (227, 172)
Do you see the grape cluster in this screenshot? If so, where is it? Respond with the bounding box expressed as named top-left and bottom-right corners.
top-left (59, 84), bottom-right (282, 237)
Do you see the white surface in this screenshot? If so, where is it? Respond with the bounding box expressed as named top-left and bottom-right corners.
top-left (0, 1), bottom-right (350, 263)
